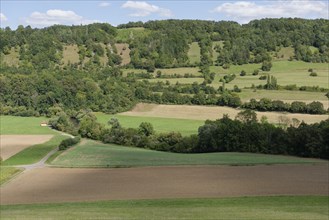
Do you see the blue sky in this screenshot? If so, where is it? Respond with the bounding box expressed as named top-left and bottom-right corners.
top-left (1, 1), bottom-right (328, 29)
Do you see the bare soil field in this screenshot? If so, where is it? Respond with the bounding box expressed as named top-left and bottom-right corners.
top-left (1, 164), bottom-right (327, 204)
top-left (0, 135), bottom-right (53, 161)
top-left (120, 103), bottom-right (329, 124)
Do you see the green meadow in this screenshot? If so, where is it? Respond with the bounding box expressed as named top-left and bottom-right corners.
top-left (52, 140), bottom-right (324, 168)
top-left (0, 116), bottom-right (55, 135)
top-left (95, 112), bottom-right (204, 136)
top-left (1, 196), bottom-right (327, 220)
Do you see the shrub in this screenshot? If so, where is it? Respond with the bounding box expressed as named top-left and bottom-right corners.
top-left (259, 75), bottom-right (267, 80)
top-left (240, 70), bottom-right (246, 76)
top-left (252, 69), bottom-right (259, 75)
top-left (59, 136), bottom-right (81, 151)
top-left (309, 72), bottom-right (317, 77)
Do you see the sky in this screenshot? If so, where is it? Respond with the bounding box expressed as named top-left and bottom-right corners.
top-left (1, 0), bottom-right (328, 29)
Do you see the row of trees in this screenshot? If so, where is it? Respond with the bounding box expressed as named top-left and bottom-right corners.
top-left (243, 99), bottom-right (326, 114)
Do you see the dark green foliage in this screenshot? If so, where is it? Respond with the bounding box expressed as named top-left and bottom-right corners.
top-left (261, 60), bottom-right (272, 71)
top-left (59, 136), bottom-right (81, 151)
top-left (240, 70), bottom-right (246, 76)
top-left (309, 72), bottom-right (317, 77)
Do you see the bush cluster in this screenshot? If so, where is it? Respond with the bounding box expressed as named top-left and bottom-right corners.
top-left (58, 136), bottom-right (81, 151)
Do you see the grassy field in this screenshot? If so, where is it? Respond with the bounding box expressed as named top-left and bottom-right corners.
top-left (62, 45), bottom-right (79, 65)
top-left (52, 140), bottom-right (324, 167)
top-left (188, 42), bottom-right (201, 64)
top-left (0, 166), bottom-right (22, 185)
top-left (0, 116), bottom-right (56, 135)
top-left (239, 89), bottom-right (328, 102)
top-left (95, 112), bottom-right (203, 136)
top-left (1, 196), bottom-right (327, 220)
top-left (1, 47), bottom-right (20, 67)
top-left (154, 67), bottom-right (202, 76)
top-left (3, 135), bottom-right (67, 166)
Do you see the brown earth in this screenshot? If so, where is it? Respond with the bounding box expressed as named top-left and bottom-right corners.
top-left (120, 103), bottom-right (329, 124)
top-left (0, 135), bottom-right (53, 161)
top-left (1, 164), bottom-right (328, 204)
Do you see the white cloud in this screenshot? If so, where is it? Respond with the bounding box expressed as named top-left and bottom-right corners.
top-left (98, 2), bottom-right (111, 7)
top-left (0, 13), bottom-right (8, 22)
top-left (25, 9), bottom-right (100, 27)
top-left (212, 1), bottom-right (328, 23)
top-left (122, 1), bottom-right (172, 17)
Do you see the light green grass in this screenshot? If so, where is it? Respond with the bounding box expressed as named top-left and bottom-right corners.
top-left (239, 89), bottom-right (328, 102)
top-left (0, 166), bottom-right (22, 185)
top-left (273, 46), bottom-right (294, 61)
top-left (95, 112), bottom-right (204, 136)
top-left (0, 116), bottom-right (55, 135)
top-left (3, 135), bottom-right (67, 166)
top-left (116, 27), bottom-right (149, 43)
top-left (212, 41), bottom-right (224, 62)
top-left (154, 67), bottom-right (202, 76)
top-left (188, 42), bottom-right (201, 64)
top-left (148, 77), bottom-right (204, 85)
top-left (52, 140), bottom-right (324, 168)
top-left (1, 196), bottom-right (327, 220)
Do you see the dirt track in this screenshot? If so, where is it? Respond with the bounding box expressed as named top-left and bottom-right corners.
top-left (0, 135), bottom-right (53, 161)
top-left (120, 103), bottom-right (329, 124)
top-left (1, 164), bottom-right (328, 204)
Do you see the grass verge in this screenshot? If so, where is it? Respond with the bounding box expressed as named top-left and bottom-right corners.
top-left (0, 196), bottom-right (328, 220)
top-left (0, 166), bottom-right (22, 185)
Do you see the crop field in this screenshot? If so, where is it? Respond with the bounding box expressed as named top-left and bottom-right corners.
top-left (1, 164), bottom-right (327, 205)
top-left (0, 116), bottom-right (55, 135)
top-left (0, 135), bottom-right (53, 161)
top-left (1, 196), bottom-right (328, 220)
top-left (95, 112), bottom-right (204, 136)
top-left (120, 103), bottom-right (328, 124)
top-left (52, 140), bottom-right (325, 167)
top-left (2, 135), bottom-right (67, 166)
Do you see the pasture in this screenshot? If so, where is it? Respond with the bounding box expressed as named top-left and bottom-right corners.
top-left (1, 196), bottom-right (328, 220)
top-left (95, 112), bottom-right (204, 136)
top-left (119, 103), bottom-right (329, 124)
top-left (51, 140), bottom-right (325, 168)
top-left (115, 43), bottom-right (131, 65)
top-left (0, 116), bottom-right (55, 135)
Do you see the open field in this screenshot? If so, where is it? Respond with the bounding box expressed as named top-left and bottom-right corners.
top-left (0, 116), bottom-right (55, 135)
top-left (115, 43), bottom-right (131, 65)
top-left (239, 89), bottom-right (328, 106)
top-left (52, 140), bottom-right (325, 167)
top-left (0, 135), bottom-right (53, 161)
top-left (62, 45), bottom-right (79, 65)
top-left (95, 112), bottom-right (204, 136)
top-left (1, 47), bottom-right (20, 67)
top-left (0, 167), bottom-right (22, 185)
top-left (1, 196), bottom-right (328, 220)
top-left (154, 67), bottom-right (202, 76)
top-left (2, 135), bottom-right (67, 166)
top-left (1, 164), bottom-right (327, 204)
top-left (188, 42), bottom-right (201, 64)
top-left (120, 103), bottom-right (329, 124)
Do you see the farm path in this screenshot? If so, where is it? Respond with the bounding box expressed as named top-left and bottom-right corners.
top-left (15, 147), bottom-right (58, 170)
top-left (14, 129), bottom-right (73, 170)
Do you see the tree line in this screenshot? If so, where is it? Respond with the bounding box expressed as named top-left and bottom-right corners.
top-left (49, 109), bottom-right (329, 159)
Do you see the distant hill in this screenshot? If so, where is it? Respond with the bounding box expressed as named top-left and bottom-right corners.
top-left (1, 18), bottom-right (328, 71)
